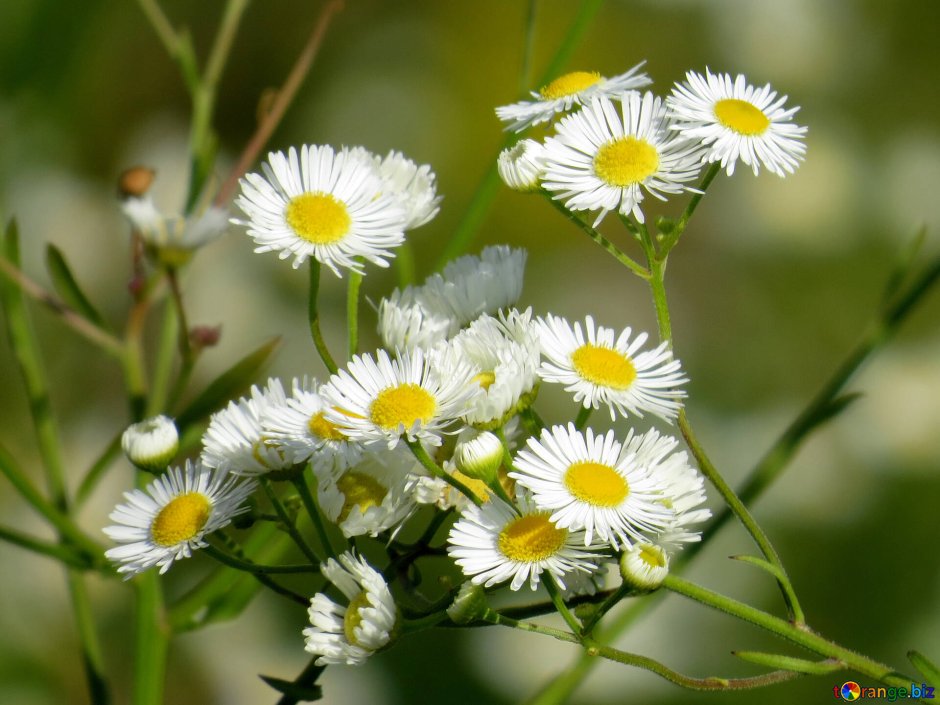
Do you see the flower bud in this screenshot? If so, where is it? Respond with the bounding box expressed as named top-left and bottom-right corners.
top-left (446, 581), bottom-right (489, 625)
top-left (118, 166), bottom-right (156, 198)
top-left (618, 543), bottom-right (669, 592)
top-left (453, 431), bottom-right (503, 485)
top-left (122, 415), bottom-right (179, 473)
top-left (497, 139), bottom-right (546, 192)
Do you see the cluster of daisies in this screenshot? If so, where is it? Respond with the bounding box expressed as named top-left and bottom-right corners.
top-left (496, 62), bottom-right (806, 224)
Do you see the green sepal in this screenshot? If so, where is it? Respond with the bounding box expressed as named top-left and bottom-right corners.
top-left (175, 335), bottom-right (281, 429)
top-left (655, 216), bottom-right (676, 236)
top-left (259, 675), bottom-right (322, 702)
top-left (45, 244), bottom-right (108, 328)
top-left (908, 649), bottom-right (940, 686)
top-left (733, 650), bottom-right (843, 675)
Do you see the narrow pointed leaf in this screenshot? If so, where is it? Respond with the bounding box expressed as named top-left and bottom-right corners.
top-left (259, 675), bottom-right (322, 702)
top-left (45, 244), bottom-right (107, 328)
top-left (730, 554), bottom-right (787, 583)
top-left (175, 336), bottom-right (281, 429)
top-left (908, 650), bottom-right (940, 686)
top-left (734, 651), bottom-right (843, 675)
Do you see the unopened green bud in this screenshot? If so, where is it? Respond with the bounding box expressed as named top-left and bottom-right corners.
top-left (453, 431), bottom-right (503, 484)
top-left (121, 415), bottom-right (178, 473)
top-left (446, 581), bottom-right (489, 625)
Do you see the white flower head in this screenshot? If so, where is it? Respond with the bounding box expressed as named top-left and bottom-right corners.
top-left (122, 415), bottom-right (179, 473)
top-left (317, 449), bottom-right (419, 538)
top-left (320, 348), bottom-right (479, 450)
top-left (122, 196), bottom-right (229, 266)
top-left (667, 69), bottom-right (807, 176)
top-left (304, 551), bottom-right (398, 665)
top-left (537, 314), bottom-right (687, 423)
top-left (378, 285), bottom-right (456, 352)
top-left (201, 378), bottom-right (293, 476)
top-left (496, 63), bottom-right (652, 132)
top-left (232, 144), bottom-right (407, 276)
top-left (619, 542), bottom-right (669, 591)
top-left (542, 91), bottom-right (703, 225)
top-left (370, 149), bottom-right (442, 229)
top-left (497, 139), bottom-right (547, 192)
top-left (103, 460), bottom-right (256, 577)
top-left (447, 491), bottom-right (606, 591)
top-left (510, 424), bottom-right (677, 550)
top-left (261, 377), bottom-right (364, 473)
top-left (453, 430), bottom-right (504, 484)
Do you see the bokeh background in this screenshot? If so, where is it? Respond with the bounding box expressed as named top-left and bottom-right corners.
top-left (1, 1), bottom-right (938, 703)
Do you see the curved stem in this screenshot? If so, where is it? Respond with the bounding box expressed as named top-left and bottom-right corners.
top-left (260, 477), bottom-right (321, 565)
top-left (203, 543), bottom-right (318, 574)
top-left (308, 260), bottom-right (339, 374)
top-left (544, 574), bottom-right (582, 636)
top-left (660, 163), bottom-right (721, 255)
top-left (346, 267), bottom-right (362, 359)
top-left (292, 474), bottom-right (337, 559)
top-left (406, 439), bottom-right (482, 507)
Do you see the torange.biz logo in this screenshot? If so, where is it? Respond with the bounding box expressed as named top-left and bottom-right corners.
top-left (834, 681), bottom-right (935, 701)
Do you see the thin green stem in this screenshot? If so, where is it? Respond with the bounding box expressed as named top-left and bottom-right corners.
top-left (260, 477), bottom-right (321, 565)
top-left (165, 267), bottom-right (192, 367)
top-left (544, 574), bottom-right (582, 636)
top-left (573, 405), bottom-right (592, 431)
top-left (579, 583), bottom-right (630, 636)
top-left (69, 571), bottom-right (111, 703)
top-left (146, 299), bottom-right (178, 417)
top-left (135, 0), bottom-right (179, 58)
top-left (519, 0), bottom-right (539, 94)
top-left (203, 543), bottom-right (318, 574)
top-left (292, 474), bottom-right (337, 559)
top-left (132, 572), bottom-right (169, 705)
top-left (547, 197), bottom-right (650, 278)
top-left (346, 267), bottom-right (362, 359)
top-left (308, 260), bottom-right (338, 374)
top-left (407, 439), bottom-right (482, 507)
top-left (204, 0), bottom-right (249, 94)
top-left (663, 574), bottom-right (911, 689)
top-left (659, 163), bottom-right (721, 255)
top-left (0, 524), bottom-right (97, 570)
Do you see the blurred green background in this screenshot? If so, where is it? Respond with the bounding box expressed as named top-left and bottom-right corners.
top-left (1, 1), bottom-right (938, 703)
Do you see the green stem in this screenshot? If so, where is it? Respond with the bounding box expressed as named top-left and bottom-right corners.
top-left (260, 477), bottom-right (321, 564)
top-left (407, 439), bottom-right (482, 507)
top-left (136, 0), bottom-right (179, 59)
top-left (573, 405), bottom-right (592, 431)
top-left (146, 299), bottom-right (178, 417)
top-left (663, 574), bottom-right (911, 689)
top-left (308, 260), bottom-right (339, 374)
top-left (69, 571), bottom-right (112, 703)
top-left (0, 524), bottom-right (98, 569)
top-left (659, 163), bottom-right (721, 255)
top-left (346, 267), bottom-right (362, 359)
top-left (292, 474), bottom-right (337, 559)
top-left (434, 0), bottom-right (604, 268)
top-left (132, 572), bottom-right (169, 705)
top-left (203, 543), bottom-right (318, 574)
top-left (547, 196), bottom-right (650, 279)
top-left (519, 0), bottom-right (538, 94)
top-left (544, 574), bottom-right (582, 636)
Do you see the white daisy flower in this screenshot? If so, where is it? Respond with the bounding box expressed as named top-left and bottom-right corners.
top-left (447, 491), bottom-right (606, 591)
top-left (121, 415), bottom-right (179, 473)
top-left (496, 63), bottom-right (652, 132)
top-left (317, 449), bottom-right (419, 539)
top-left (377, 285), bottom-right (456, 352)
top-left (542, 91), bottom-right (703, 225)
top-left (201, 378), bottom-right (293, 476)
top-left (509, 424), bottom-right (676, 549)
top-left (667, 69), bottom-right (807, 176)
top-left (103, 460), bottom-right (256, 577)
top-left (303, 551), bottom-right (398, 665)
top-left (619, 542), bottom-right (669, 591)
top-left (261, 377), bottom-right (363, 473)
top-left (232, 144), bottom-right (407, 276)
top-left (436, 310), bottom-right (540, 428)
top-left (363, 149), bottom-right (441, 229)
top-left (622, 428), bottom-right (710, 547)
top-left (320, 348), bottom-right (479, 449)
top-left (497, 139), bottom-right (547, 192)
top-left (122, 196), bottom-right (229, 266)
top-left (538, 314), bottom-right (687, 422)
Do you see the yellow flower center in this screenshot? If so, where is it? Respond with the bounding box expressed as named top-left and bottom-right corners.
top-left (593, 137), bottom-right (660, 186)
top-left (472, 371), bottom-right (497, 391)
top-left (285, 192), bottom-right (351, 244)
top-left (571, 344), bottom-right (637, 389)
top-left (308, 410), bottom-right (347, 441)
top-left (150, 492), bottom-right (211, 547)
top-left (336, 471), bottom-right (389, 522)
top-left (564, 461), bottom-right (629, 507)
top-left (713, 98), bottom-right (770, 136)
top-left (369, 383), bottom-right (437, 430)
top-left (452, 469), bottom-right (492, 504)
top-left (251, 436), bottom-right (286, 467)
top-left (539, 71), bottom-right (602, 99)
top-left (343, 591), bottom-right (372, 645)
top-left (497, 512), bottom-right (567, 562)
top-left (638, 543), bottom-right (667, 568)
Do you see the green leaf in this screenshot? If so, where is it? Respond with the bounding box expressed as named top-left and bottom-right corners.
top-left (733, 651), bottom-right (843, 675)
top-left (883, 226), bottom-right (927, 304)
top-left (908, 650), bottom-right (940, 686)
top-left (45, 244), bottom-right (107, 328)
top-left (259, 675), bottom-right (322, 702)
top-left (175, 336), bottom-right (281, 429)
top-left (729, 554), bottom-right (787, 583)
top-left (2, 218), bottom-right (21, 264)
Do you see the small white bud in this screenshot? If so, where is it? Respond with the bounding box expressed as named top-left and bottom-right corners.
top-left (497, 139), bottom-right (546, 192)
top-left (453, 431), bottom-right (503, 484)
top-left (122, 415), bottom-right (179, 473)
top-left (618, 543), bottom-right (669, 592)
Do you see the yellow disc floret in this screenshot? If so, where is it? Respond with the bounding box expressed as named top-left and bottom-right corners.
top-left (539, 71), bottom-right (602, 100)
top-left (713, 98), bottom-right (770, 136)
top-left (308, 410), bottom-right (348, 441)
top-left (571, 344), bottom-right (637, 389)
top-left (285, 192), bottom-right (351, 244)
top-left (593, 137), bottom-right (660, 186)
top-left (336, 471), bottom-right (389, 522)
top-left (564, 461), bottom-right (629, 507)
top-left (638, 543), bottom-right (667, 568)
top-left (472, 371), bottom-right (497, 391)
top-left (343, 591), bottom-right (373, 646)
top-left (151, 492), bottom-right (211, 547)
top-left (498, 512), bottom-right (567, 562)
top-left (369, 383), bottom-right (437, 430)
